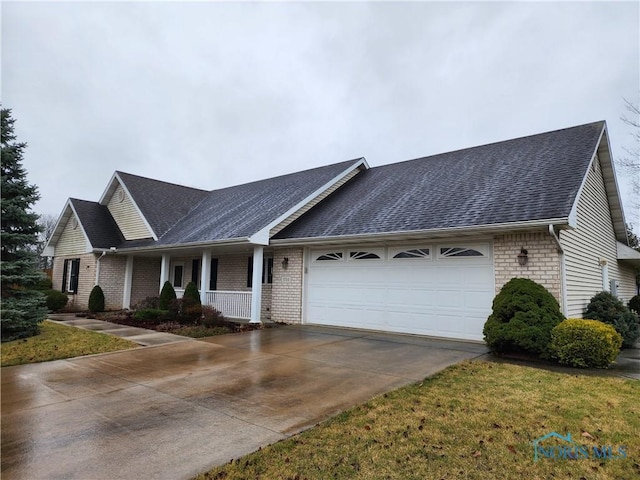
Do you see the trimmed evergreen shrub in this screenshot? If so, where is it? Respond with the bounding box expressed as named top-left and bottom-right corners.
top-left (551, 318), bottom-right (622, 368)
top-left (44, 290), bottom-right (68, 312)
top-left (88, 285), bottom-right (105, 313)
top-left (584, 291), bottom-right (640, 348)
top-left (133, 308), bottom-right (166, 322)
top-left (159, 281), bottom-right (177, 310)
top-left (483, 278), bottom-right (565, 358)
top-left (182, 281), bottom-right (201, 309)
top-left (628, 295), bottom-right (640, 315)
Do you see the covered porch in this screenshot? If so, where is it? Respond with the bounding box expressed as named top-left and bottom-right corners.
top-left (118, 244), bottom-right (274, 323)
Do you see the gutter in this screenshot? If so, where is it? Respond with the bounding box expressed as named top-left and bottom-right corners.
top-left (95, 251), bottom-right (107, 285)
top-left (548, 224), bottom-right (568, 316)
top-left (271, 218), bottom-right (571, 246)
top-left (94, 237), bottom-right (252, 254)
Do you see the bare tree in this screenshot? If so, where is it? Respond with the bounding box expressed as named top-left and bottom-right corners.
top-left (619, 98), bottom-right (639, 210)
top-left (36, 213), bottom-right (57, 269)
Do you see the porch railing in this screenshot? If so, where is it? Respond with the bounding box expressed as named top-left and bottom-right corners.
top-left (205, 290), bottom-right (252, 319)
top-left (173, 289), bottom-right (252, 320)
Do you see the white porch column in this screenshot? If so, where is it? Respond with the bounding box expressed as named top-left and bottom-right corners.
top-left (200, 250), bottom-right (211, 304)
top-left (250, 245), bottom-right (263, 323)
top-left (160, 254), bottom-right (170, 293)
top-left (122, 255), bottom-right (134, 309)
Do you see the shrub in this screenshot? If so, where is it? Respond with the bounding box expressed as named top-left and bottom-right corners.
top-left (182, 281), bottom-right (201, 309)
top-left (34, 277), bottom-right (53, 291)
top-left (201, 305), bottom-right (226, 328)
top-left (551, 318), bottom-right (622, 368)
top-left (159, 281), bottom-right (177, 310)
top-left (483, 278), bottom-right (565, 358)
top-left (44, 290), bottom-right (68, 312)
top-left (135, 296), bottom-right (160, 310)
top-left (628, 295), bottom-right (640, 315)
top-left (133, 308), bottom-right (166, 322)
top-left (584, 291), bottom-right (640, 348)
top-left (88, 285), bottom-right (105, 313)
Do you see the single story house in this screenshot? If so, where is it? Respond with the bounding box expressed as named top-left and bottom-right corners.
top-left (44, 121), bottom-right (640, 341)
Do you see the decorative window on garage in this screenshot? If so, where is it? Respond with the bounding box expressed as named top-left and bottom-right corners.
top-left (392, 248), bottom-right (431, 259)
top-left (316, 252), bottom-right (343, 261)
top-left (439, 246), bottom-right (486, 258)
top-left (349, 251), bottom-right (382, 260)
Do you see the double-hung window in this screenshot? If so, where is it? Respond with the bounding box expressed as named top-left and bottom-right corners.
top-left (61, 258), bottom-right (80, 293)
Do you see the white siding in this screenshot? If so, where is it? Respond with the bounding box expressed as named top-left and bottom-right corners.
top-left (617, 264), bottom-right (638, 305)
top-left (560, 156), bottom-right (622, 317)
top-left (107, 184), bottom-right (153, 240)
top-left (55, 215), bottom-right (90, 256)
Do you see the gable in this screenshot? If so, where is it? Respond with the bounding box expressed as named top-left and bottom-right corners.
top-left (106, 184), bottom-right (154, 241)
top-left (54, 212), bottom-right (91, 256)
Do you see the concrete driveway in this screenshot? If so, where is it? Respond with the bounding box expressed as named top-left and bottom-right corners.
top-left (1, 325), bottom-right (487, 480)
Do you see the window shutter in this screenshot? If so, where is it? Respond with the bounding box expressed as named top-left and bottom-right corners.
top-left (209, 258), bottom-right (218, 291)
top-left (266, 258), bottom-right (274, 284)
top-left (62, 259), bottom-right (69, 293)
top-left (191, 259), bottom-right (200, 285)
top-left (69, 259), bottom-right (80, 293)
top-left (247, 257), bottom-right (253, 288)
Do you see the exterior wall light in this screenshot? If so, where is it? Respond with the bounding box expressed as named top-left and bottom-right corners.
top-left (282, 257), bottom-right (289, 269)
top-left (517, 248), bottom-right (529, 266)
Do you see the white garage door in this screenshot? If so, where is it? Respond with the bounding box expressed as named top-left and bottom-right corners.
top-left (305, 244), bottom-right (494, 341)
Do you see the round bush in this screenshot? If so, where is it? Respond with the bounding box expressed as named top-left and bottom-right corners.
top-left (88, 285), bottom-right (105, 313)
top-left (159, 281), bottom-right (177, 310)
top-left (483, 278), bottom-right (565, 358)
top-left (584, 291), bottom-right (640, 348)
top-left (551, 318), bottom-right (622, 368)
top-left (44, 290), bottom-right (68, 312)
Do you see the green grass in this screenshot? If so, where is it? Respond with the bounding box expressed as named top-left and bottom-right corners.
top-left (196, 361), bottom-right (639, 480)
top-left (1, 320), bottom-right (138, 367)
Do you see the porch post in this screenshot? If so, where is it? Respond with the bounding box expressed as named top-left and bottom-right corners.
top-left (160, 254), bottom-right (170, 293)
top-left (200, 250), bottom-right (211, 304)
top-left (250, 245), bottom-right (263, 323)
top-left (122, 255), bottom-right (134, 309)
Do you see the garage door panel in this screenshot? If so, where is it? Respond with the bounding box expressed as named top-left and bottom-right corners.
top-left (306, 245), bottom-right (493, 341)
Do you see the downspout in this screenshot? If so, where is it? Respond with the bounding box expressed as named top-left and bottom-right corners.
top-left (95, 251), bottom-right (107, 286)
top-left (548, 225), bottom-right (568, 316)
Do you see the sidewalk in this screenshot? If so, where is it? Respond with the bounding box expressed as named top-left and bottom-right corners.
top-left (47, 314), bottom-right (193, 346)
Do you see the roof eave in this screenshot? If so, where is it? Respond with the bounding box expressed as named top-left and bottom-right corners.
top-left (110, 237), bottom-right (253, 254)
top-left (270, 218), bottom-right (570, 246)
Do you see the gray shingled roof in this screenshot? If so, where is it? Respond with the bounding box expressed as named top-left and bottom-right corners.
top-left (275, 122), bottom-right (605, 240)
top-left (116, 172), bottom-right (209, 238)
top-left (70, 199), bottom-right (125, 248)
top-left (157, 159), bottom-right (362, 245)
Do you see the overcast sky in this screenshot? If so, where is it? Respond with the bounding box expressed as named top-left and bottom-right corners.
top-left (2, 1), bottom-right (639, 230)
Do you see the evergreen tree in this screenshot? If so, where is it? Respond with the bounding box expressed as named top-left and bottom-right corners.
top-left (1, 107), bottom-right (48, 341)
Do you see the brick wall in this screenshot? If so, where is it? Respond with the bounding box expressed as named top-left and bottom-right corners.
top-left (97, 256), bottom-right (126, 310)
top-left (52, 253), bottom-right (97, 310)
top-left (493, 232), bottom-right (562, 303)
top-left (131, 256), bottom-right (162, 306)
top-left (217, 254), bottom-right (251, 291)
top-left (271, 248), bottom-right (304, 324)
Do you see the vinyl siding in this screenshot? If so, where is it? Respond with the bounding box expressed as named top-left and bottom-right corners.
top-left (616, 263), bottom-right (638, 305)
top-left (55, 215), bottom-right (90, 256)
top-left (560, 155), bottom-right (620, 317)
top-left (107, 184), bottom-right (153, 240)
top-left (269, 167), bottom-right (362, 237)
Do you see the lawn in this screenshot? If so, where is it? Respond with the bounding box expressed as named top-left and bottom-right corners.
top-left (197, 361), bottom-right (639, 480)
top-left (1, 320), bottom-right (138, 367)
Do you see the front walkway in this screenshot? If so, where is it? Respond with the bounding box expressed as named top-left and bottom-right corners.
top-left (47, 314), bottom-right (192, 346)
top-left (1, 326), bottom-right (487, 480)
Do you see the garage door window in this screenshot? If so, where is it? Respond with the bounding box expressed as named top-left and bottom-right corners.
top-left (316, 252), bottom-right (343, 261)
top-left (392, 248), bottom-right (431, 259)
top-left (349, 251), bottom-right (381, 260)
top-left (439, 246), bottom-right (486, 258)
